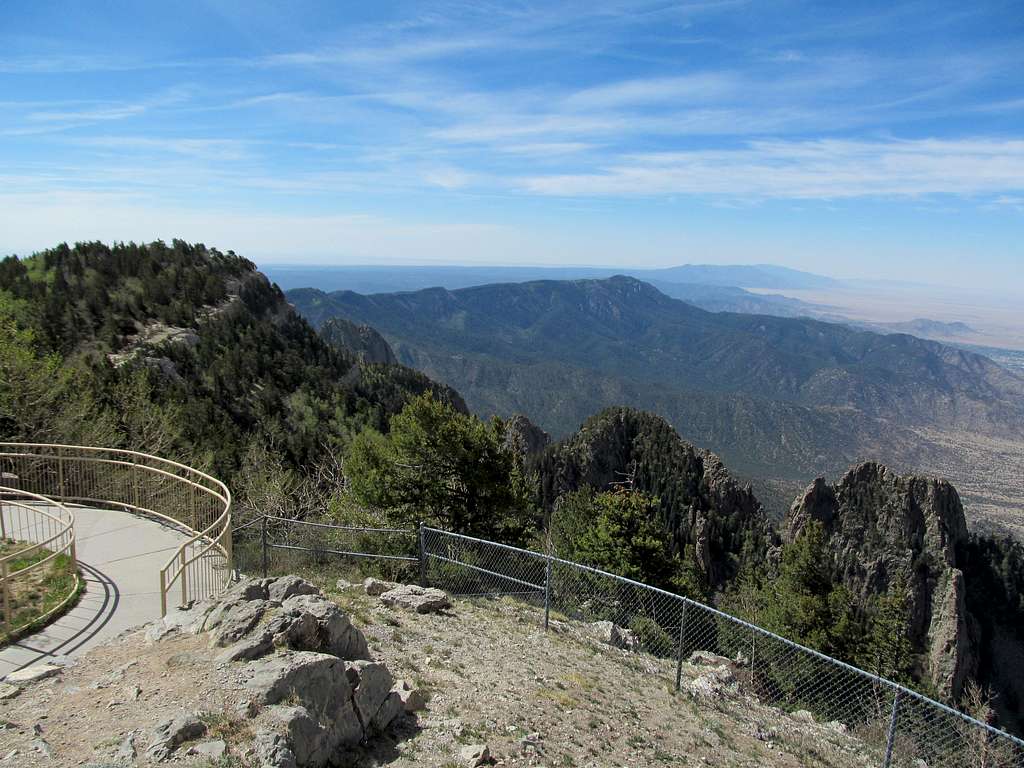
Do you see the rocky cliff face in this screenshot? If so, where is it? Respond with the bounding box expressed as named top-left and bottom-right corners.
top-left (319, 317), bottom-right (399, 365)
top-left (533, 407), bottom-right (776, 588)
top-left (786, 462), bottom-right (979, 700)
top-left (503, 414), bottom-right (551, 458)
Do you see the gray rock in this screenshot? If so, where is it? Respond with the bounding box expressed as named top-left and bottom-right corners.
top-left (363, 577), bottom-right (398, 597)
top-left (217, 632), bottom-right (275, 663)
top-left (5, 664), bottom-right (61, 684)
top-left (115, 731), bottom-right (137, 762)
top-left (274, 594), bottom-right (370, 660)
top-left (346, 660), bottom-right (394, 727)
top-left (146, 600), bottom-right (215, 641)
top-left (267, 575), bottom-right (321, 604)
top-left (222, 578), bottom-right (271, 603)
top-left (379, 584), bottom-right (451, 614)
top-left (31, 737), bottom-right (52, 758)
top-left (371, 691), bottom-right (405, 732)
top-left (460, 743), bottom-right (491, 766)
top-left (186, 739), bottom-right (226, 759)
top-left (146, 712), bottom-right (207, 761)
top-left (0, 684), bottom-right (20, 700)
top-left (254, 729), bottom-right (297, 768)
top-left (393, 679), bottom-right (427, 713)
top-left (589, 621), bottom-right (638, 651)
top-left (209, 599), bottom-right (270, 648)
top-left (247, 652), bottom-right (351, 714)
top-left (792, 709), bottom-right (815, 724)
top-left (319, 317), bottom-right (398, 365)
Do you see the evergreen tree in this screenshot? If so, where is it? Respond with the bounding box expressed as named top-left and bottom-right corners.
top-left (346, 393), bottom-right (534, 540)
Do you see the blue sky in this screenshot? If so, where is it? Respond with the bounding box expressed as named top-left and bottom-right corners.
top-left (1, 1), bottom-right (1022, 291)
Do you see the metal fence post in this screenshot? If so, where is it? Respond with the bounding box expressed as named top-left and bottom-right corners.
top-left (261, 515), bottom-right (268, 578)
top-left (882, 688), bottom-right (902, 768)
top-left (418, 522), bottom-right (427, 587)
top-left (544, 554), bottom-right (553, 631)
top-left (675, 599), bottom-right (690, 692)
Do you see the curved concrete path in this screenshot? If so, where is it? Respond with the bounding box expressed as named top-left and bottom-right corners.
top-left (0, 506), bottom-right (189, 677)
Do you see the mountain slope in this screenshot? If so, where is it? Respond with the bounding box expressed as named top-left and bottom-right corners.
top-left (287, 276), bottom-right (1024, 524)
top-left (288, 277), bottom-right (1023, 434)
top-left (0, 241), bottom-right (463, 478)
top-left (532, 407), bottom-right (776, 589)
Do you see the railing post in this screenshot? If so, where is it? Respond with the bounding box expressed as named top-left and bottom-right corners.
top-left (261, 515), bottom-right (269, 579)
top-left (57, 446), bottom-right (65, 499)
top-left (543, 554), bottom-right (553, 631)
top-left (225, 511), bottom-right (233, 580)
top-left (180, 548), bottom-right (188, 608)
top-left (1, 561), bottom-right (10, 628)
top-left (882, 688), bottom-right (902, 768)
top-left (160, 568), bottom-right (167, 617)
top-left (418, 522), bottom-right (427, 587)
top-left (675, 599), bottom-right (690, 692)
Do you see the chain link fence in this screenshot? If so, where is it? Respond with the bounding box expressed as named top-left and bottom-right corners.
top-left (234, 515), bottom-right (419, 584)
top-left (237, 519), bottom-right (1024, 767)
top-left (420, 526), bottom-right (1024, 768)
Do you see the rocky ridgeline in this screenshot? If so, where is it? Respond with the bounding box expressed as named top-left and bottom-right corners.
top-left (142, 575), bottom-right (448, 767)
top-left (787, 461), bottom-right (978, 700)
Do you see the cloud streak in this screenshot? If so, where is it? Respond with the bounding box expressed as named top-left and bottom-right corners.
top-left (520, 138), bottom-right (1024, 200)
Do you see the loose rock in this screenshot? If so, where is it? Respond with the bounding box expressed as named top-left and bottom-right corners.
top-left (5, 664), bottom-right (61, 684)
top-left (379, 584), bottom-right (451, 614)
top-left (146, 712), bottom-right (207, 761)
top-left (460, 743), bottom-right (491, 766)
top-left (363, 577), bottom-right (398, 597)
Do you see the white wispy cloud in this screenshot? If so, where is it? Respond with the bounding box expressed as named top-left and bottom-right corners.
top-left (519, 138), bottom-right (1024, 200)
top-left (566, 73), bottom-right (739, 108)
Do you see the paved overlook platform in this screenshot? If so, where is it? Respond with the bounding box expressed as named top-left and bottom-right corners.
top-left (0, 506), bottom-right (190, 677)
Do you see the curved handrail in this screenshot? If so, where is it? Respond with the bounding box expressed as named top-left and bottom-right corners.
top-left (0, 487), bottom-right (77, 635)
top-left (0, 443), bottom-right (232, 615)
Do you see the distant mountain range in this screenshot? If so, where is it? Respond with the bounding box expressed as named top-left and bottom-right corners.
top-left (267, 263), bottom-right (997, 349)
top-left (287, 276), bottom-right (1024, 521)
top-left (264, 262), bottom-right (841, 294)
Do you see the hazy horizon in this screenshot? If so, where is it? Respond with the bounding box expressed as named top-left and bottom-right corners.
top-left (1, 2), bottom-right (1021, 294)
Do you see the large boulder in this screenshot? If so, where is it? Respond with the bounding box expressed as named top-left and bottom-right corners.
top-left (146, 575), bottom-right (422, 767)
top-left (269, 594), bottom-right (371, 660)
top-left (380, 584), bottom-right (451, 614)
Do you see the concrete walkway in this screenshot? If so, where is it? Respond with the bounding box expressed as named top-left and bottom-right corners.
top-left (0, 506), bottom-right (189, 677)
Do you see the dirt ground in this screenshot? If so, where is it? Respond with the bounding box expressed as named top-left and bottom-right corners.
top-left (0, 577), bottom-right (882, 767)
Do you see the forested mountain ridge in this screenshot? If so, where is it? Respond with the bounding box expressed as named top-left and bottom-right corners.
top-left (287, 276), bottom-right (1024, 525)
top-left (288, 276), bottom-right (1024, 434)
top-left (0, 240), bottom-right (463, 481)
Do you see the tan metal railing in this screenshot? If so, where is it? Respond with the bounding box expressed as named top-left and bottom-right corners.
top-left (0, 444), bottom-right (232, 616)
top-left (0, 488), bottom-right (77, 635)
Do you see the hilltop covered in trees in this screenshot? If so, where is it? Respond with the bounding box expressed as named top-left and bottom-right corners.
top-left (0, 240), bottom-right (462, 505)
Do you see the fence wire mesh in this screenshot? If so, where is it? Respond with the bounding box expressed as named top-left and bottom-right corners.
top-left (235, 515), bottom-right (419, 584)
top-left (419, 526), bottom-right (1024, 768)
top-left (240, 519), bottom-right (1024, 767)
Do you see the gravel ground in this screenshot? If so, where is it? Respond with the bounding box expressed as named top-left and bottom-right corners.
top-left (0, 577), bottom-right (883, 767)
